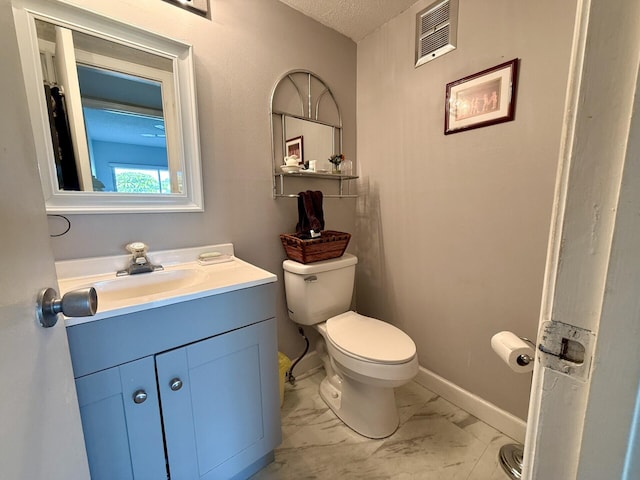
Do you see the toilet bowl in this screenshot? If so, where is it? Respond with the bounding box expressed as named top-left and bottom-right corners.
top-left (316, 311), bottom-right (418, 438)
top-left (282, 254), bottom-right (418, 438)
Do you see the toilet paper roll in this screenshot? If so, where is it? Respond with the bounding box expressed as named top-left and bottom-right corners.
top-left (491, 331), bottom-right (535, 373)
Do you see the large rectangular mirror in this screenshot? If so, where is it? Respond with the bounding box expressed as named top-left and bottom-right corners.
top-left (13, 0), bottom-right (203, 213)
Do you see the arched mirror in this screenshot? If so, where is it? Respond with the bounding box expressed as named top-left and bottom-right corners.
top-left (271, 70), bottom-right (355, 198)
top-left (12, 0), bottom-right (202, 213)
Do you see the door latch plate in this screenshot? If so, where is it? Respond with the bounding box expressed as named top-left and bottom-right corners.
top-left (538, 321), bottom-right (595, 381)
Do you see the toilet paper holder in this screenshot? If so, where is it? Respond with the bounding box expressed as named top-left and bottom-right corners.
top-left (516, 337), bottom-right (536, 366)
top-left (491, 333), bottom-right (536, 480)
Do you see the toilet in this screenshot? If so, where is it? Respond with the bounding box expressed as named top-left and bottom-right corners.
top-left (282, 253), bottom-right (418, 438)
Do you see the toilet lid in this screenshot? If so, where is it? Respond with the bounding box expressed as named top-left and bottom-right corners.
top-left (325, 312), bottom-right (416, 364)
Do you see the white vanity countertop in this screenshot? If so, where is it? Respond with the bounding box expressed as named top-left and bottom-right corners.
top-left (56, 244), bottom-right (277, 326)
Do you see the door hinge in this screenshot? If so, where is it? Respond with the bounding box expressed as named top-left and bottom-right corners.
top-left (538, 321), bottom-right (595, 382)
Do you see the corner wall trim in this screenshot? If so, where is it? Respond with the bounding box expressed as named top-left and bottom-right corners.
top-left (414, 365), bottom-right (527, 443)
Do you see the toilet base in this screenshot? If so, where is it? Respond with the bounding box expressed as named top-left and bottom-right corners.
top-left (319, 374), bottom-right (342, 411)
top-left (319, 373), bottom-right (399, 439)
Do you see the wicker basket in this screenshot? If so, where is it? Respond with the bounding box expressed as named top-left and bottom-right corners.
top-left (280, 230), bottom-right (351, 264)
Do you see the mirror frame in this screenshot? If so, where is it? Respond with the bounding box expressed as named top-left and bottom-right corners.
top-left (12, 0), bottom-right (203, 214)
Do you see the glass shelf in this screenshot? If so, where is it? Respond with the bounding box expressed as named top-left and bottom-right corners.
top-left (273, 172), bottom-right (358, 198)
top-left (275, 172), bottom-right (358, 180)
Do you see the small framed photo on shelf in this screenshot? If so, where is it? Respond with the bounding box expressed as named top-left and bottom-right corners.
top-left (285, 136), bottom-right (303, 163)
top-left (444, 58), bottom-right (519, 135)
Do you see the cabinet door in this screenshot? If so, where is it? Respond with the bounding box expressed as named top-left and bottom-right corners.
top-left (75, 356), bottom-right (167, 480)
top-left (157, 318), bottom-right (280, 479)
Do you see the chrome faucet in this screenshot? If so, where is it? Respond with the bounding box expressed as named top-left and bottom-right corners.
top-left (116, 242), bottom-right (163, 276)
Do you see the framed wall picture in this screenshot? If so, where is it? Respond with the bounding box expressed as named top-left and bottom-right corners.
top-left (444, 59), bottom-right (519, 135)
top-left (285, 136), bottom-right (303, 163)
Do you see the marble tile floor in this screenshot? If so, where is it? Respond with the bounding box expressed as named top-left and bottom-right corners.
top-left (252, 370), bottom-right (515, 480)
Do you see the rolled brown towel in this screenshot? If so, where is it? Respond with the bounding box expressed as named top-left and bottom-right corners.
top-left (295, 190), bottom-right (324, 234)
top-left (296, 191), bottom-right (308, 233)
top-left (310, 190), bottom-right (325, 231)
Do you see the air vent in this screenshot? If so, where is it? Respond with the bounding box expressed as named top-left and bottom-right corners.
top-left (415, 0), bottom-right (458, 67)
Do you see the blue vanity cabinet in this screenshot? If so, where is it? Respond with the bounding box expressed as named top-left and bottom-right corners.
top-left (157, 317), bottom-right (280, 479)
top-left (74, 356), bottom-right (167, 480)
top-left (66, 284), bottom-right (281, 480)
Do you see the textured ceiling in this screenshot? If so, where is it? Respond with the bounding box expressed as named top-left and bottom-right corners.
top-left (278, 0), bottom-right (418, 42)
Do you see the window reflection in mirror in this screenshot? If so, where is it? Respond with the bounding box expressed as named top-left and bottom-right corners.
top-left (35, 18), bottom-right (182, 195)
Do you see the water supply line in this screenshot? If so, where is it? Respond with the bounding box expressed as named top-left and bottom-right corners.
top-left (286, 326), bottom-right (309, 386)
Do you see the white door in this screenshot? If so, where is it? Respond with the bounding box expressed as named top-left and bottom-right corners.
top-left (524, 0), bottom-right (640, 478)
top-left (0, 2), bottom-right (89, 478)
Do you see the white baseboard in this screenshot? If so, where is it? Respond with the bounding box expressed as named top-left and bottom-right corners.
top-left (414, 365), bottom-right (527, 443)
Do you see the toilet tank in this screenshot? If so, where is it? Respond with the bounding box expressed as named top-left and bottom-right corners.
top-left (282, 253), bottom-right (358, 325)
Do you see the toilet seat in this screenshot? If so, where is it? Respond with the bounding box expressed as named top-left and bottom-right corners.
top-left (325, 311), bottom-right (416, 364)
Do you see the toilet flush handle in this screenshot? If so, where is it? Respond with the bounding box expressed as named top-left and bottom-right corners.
top-left (304, 275), bottom-right (318, 283)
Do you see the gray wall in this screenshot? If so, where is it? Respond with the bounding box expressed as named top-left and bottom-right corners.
top-left (355, 0), bottom-right (577, 420)
top-left (44, 0), bottom-right (357, 362)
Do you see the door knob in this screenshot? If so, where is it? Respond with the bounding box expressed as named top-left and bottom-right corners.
top-left (36, 287), bottom-right (98, 328)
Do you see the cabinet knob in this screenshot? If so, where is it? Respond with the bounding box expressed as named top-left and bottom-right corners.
top-left (133, 390), bottom-right (147, 404)
top-left (169, 378), bottom-right (183, 391)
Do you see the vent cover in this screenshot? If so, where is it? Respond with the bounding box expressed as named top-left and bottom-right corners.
top-left (415, 0), bottom-right (458, 67)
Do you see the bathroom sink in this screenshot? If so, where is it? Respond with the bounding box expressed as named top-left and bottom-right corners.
top-left (90, 269), bottom-right (208, 303)
top-left (55, 244), bottom-right (277, 325)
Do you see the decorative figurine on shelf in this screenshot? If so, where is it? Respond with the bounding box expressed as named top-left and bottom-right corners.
top-left (328, 154), bottom-right (344, 174)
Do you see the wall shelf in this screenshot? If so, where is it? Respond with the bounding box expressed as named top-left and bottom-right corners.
top-left (273, 172), bottom-right (358, 198)
top-left (270, 70), bottom-right (357, 199)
